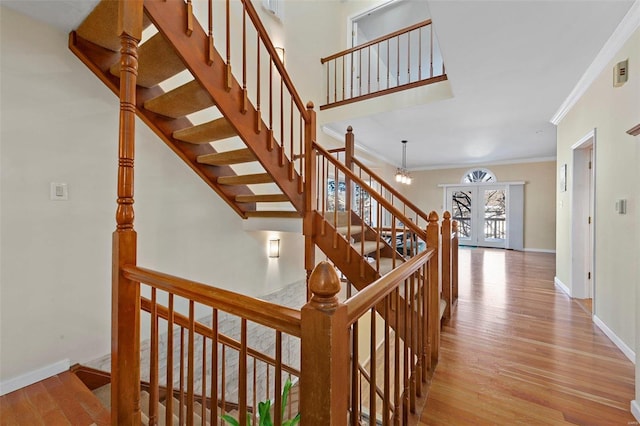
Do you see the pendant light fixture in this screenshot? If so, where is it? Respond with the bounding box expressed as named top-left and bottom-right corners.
top-left (395, 140), bottom-right (412, 185)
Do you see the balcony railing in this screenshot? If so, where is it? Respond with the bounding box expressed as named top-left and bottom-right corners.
top-left (453, 216), bottom-right (506, 240)
top-left (320, 20), bottom-right (446, 110)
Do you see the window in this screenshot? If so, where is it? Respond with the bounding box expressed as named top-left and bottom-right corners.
top-left (461, 168), bottom-right (496, 183)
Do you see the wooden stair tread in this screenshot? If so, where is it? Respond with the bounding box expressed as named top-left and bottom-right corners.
top-left (236, 194), bottom-right (289, 203)
top-left (145, 80), bottom-right (215, 118)
top-left (218, 173), bottom-right (273, 185)
top-left (76, 1), bottom-right (152, 52)
top-left (173, 117), bottom-right (236, 144)
top-left (197, 149), bottom-right (256, 166)
top-left (335, 225), bottom-right (364, 236)
top-left (110, 33), bottom-right (186, 88)
top-left (354, 240), bottom-right (383, 255)
top-left (377, 257), bottom-right (402, 276)
top-left (245, 211), bottom-right (301, 218)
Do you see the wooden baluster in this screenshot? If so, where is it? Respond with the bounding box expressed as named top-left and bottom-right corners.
top-left (299, 115), bottom-right (304, 193)
top-left (358, 50), bottom-right (362, 96)
top-left (383, 297), bottom-right (390, 425)
top-left (346, 127), bottom-right (354, 264)
top-left (149, 288), bottom-right (159, 425)
top-left (334, 59), bottom-right (338, 103)
top-left (396, 36), bottom-right (400, 87)
top-left (239, 320), bottom-right (248, 426)
top-left (402, 278), bottom-right (409, 424)
top-left (207, 0), bottom-right (214, 65)
top-left (452, 220), bottom-right (459, 308)
top-left (393, 287), bottom-right (400, 426)
top-left (369, 307), bottom-right (376, 425)
top-left (187, 301), bottom-right (195, 426)
top-left (303, 102), bottom-right (317, 300)
top-left (342, 57), bottom-right (345, 101)
top-left (274, 331), bottom-right (283, 425)
top-left (301, 262), bottom-right (349, 425)
top-left (421, 263), bottom-right (428, 384)
top-left (326, 61), bottom-right (330, 104)
top-left (241, 5), bottom-right (248, 113)
top-left (430, 24), bottom-right (434, 78)
top-left (280, 75), bottom-right (285, 166)
top-left (186, 0), bottom-right (193, 36)
top-left (418, 27), bottom-right (422, 80)
top-left (179, 328), bottom-right (185, 425)
top-left (350, 322), bottom-right (359, 426)
top-left (252, 359), bottom-right (258, 426)
top-left (112, 2), bottom-right (143, 424)
top-left (426, 211), bottom-right (440, 370)
top-left (407, 32), bottom-right (411, 83)
top-left (268, 61), bottom-right (274, 150)
top-left (290, 98), bottom-right (294, 180)
top-left (376, 43), bottom-right (380, 91)
top-left (211, 308), bottom-right (218, 424)
top-left (409, 273), bottom-right (417, 413)
top-left (441, 211), bottom-right (452, 320)
top-left (201, 337), bottom-right (207, 426)
top-left (225, 0), bottom-right (231, 90)
top-left (367, 45), bottom-right (371, 94)
top-left (166, 294), bottom-right (174, 425)
top-left (386, 40), bottom-right (390, 89)
top-left (414, 270), bottom-right (423, 398)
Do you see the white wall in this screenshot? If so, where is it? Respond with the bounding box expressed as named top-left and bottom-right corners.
top-left (556, 26), bottom-right (639, 356)
top-left (0, 6), bottom-right (305, 385)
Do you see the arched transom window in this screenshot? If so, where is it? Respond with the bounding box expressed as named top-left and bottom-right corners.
top-left (461, 168), bottom-right (496, 183)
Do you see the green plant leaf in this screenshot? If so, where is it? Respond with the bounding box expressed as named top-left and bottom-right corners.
top-left (258, 401), bottom-right (273, 426)
top-left (281, 378), bottom-right (292, 419)
top-left (221, 414), bottom-right (240, 426)
top-left (282, 413), bottom-right (301, 426)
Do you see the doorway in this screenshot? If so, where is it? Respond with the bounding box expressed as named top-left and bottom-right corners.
top-left (571, 129), bottom-right (596, 310)
top-left (446, 185), bottom-right (508, 249)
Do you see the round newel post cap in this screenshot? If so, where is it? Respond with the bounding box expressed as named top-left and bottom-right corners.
top-left (428, 211), bottom-right (439, 223)
top-left (309, 261), bottom-right (341, 310)
top-left (306, 101), bottom-right (315, 110)
top-left (443, 211), bottom-right (451, 220)
top-left (347, 125), bottom-right (353, 133)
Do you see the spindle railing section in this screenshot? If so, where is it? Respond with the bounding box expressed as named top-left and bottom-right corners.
top-left (320, 20), bottom-right (447, 110)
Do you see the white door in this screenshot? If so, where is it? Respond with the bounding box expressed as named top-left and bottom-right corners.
top-left (446, 185), bottom-right (507, 249)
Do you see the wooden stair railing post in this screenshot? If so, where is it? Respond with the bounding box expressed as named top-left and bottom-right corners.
top-left (112, 2), bottom-right (143, 425)
top-left (426, 211), bottom-right (440, 371)
top-left (452, 220), bottom-right (459, 308)
top-left (301, 262), bottom-right (349, 425)
top-left (441, 211), bottom-right (452, 320)
top-left (345, 126), bottom-right (355, 242)
top-left (303, 102), bottom-right (317, 300)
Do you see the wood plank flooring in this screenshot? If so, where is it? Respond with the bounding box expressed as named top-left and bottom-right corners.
top-left (0, 371), bottom-right (109, 426)
top-left (419, 248), bottom-right (635, 425)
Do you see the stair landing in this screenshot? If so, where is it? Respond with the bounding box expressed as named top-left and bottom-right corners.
top-left (0, 371), bottom-right (110, 425)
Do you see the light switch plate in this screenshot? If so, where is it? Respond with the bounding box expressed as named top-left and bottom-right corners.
top-left (50, 182), bottom-right (68, 201)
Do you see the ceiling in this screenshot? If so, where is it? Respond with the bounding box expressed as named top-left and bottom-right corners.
top-left (3, 0), bottom-right (634, 169)
top-left (325, 0), bottom-right (635, 169)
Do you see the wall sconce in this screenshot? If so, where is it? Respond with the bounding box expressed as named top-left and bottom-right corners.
top-left (268, 239), bottom-right (280, 258)
top-left (274, 47), bottom-right (285, 65)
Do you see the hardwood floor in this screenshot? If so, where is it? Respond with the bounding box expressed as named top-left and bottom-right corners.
top-left (0, 371), bottom-right (109, 426)
top-left (419, 248), bottom-right (635, 425)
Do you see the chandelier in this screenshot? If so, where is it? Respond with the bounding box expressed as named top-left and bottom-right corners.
top-left (395, 140), bottom-right (412, 185)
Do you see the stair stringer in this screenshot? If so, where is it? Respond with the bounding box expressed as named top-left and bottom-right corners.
top-left (69, 33), bottom-right (258, 218)
top-left (312, 212), bottom-right (418, 344)
top-left (144, 0), bottom-right (305, 214)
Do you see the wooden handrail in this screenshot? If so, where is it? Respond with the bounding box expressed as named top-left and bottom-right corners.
top-left (352, 157), bottom-right (429, 223)
top-left (321, 19), bottom-right (432, 64)
top-left (314, 142), bottom-right (427, 240)
top-left (123, 265), bottom-right (302, 337)
top-left (240, 0), bottom-right (308, 119)
top-left (140, 297), bottom-right (301, 377)
top-left (345, 249), bottom-right (434, 325)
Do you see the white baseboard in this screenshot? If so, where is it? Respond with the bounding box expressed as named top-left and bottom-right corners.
top-left (593, 315), bottom-right (635, 363)
top-left (523, 248), bottom-right (556, 254)
top-left (0, 359), bottom-right (70, 396)
top-left (554, 276), bottom-right (571, 297)
top-left (632, 400), bottom-right (640, 423)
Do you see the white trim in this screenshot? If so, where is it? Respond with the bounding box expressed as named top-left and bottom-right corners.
top-left (414, 156), bottom-right (557, 171)
top-left (523, 248), bottom-right (556, 254)
top-left (551, 0), bottom-right (640, 125)
top-left (554, 276), bottom-right (571, 297)
top-left (631, 400), bottom-right (640, 422)
top-left (571, 129), bottom-right (597, 150)
top-left (438, 181), bottom-right (525, 188)
top-left (0, 359), bottom-right (70, 396)
top-left (593, 315), bottom-right (636, 363)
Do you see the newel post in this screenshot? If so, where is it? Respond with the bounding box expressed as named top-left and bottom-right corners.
top-left (301, 262), bottom-right (349, 425)
top-left (426, 211), bottom-right (440, 371)
top-left (112, 2), bottom-right (143, 425)
top-left (452, 220), bottom-right (459, 308)
top-left (441, 211), bottom-right (452, 320)
top-left (303, 102), bottom-right (317, 300)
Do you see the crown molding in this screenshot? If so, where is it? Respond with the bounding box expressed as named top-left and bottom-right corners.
top-left (412, 156), bottom-right (557, 172)
top-left (551, 0), bottom-right (640, 125)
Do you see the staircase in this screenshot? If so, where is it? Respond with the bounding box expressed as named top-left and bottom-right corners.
top-left (69, 1), bottom-right (458, 424)
top-left (70, 0), bottom-right (305, 219)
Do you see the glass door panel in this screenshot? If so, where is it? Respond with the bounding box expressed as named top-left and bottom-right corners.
top-left (480, 187), bottom-right (506, 247)
top-left (450, 189), bottom-right (472, 241)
